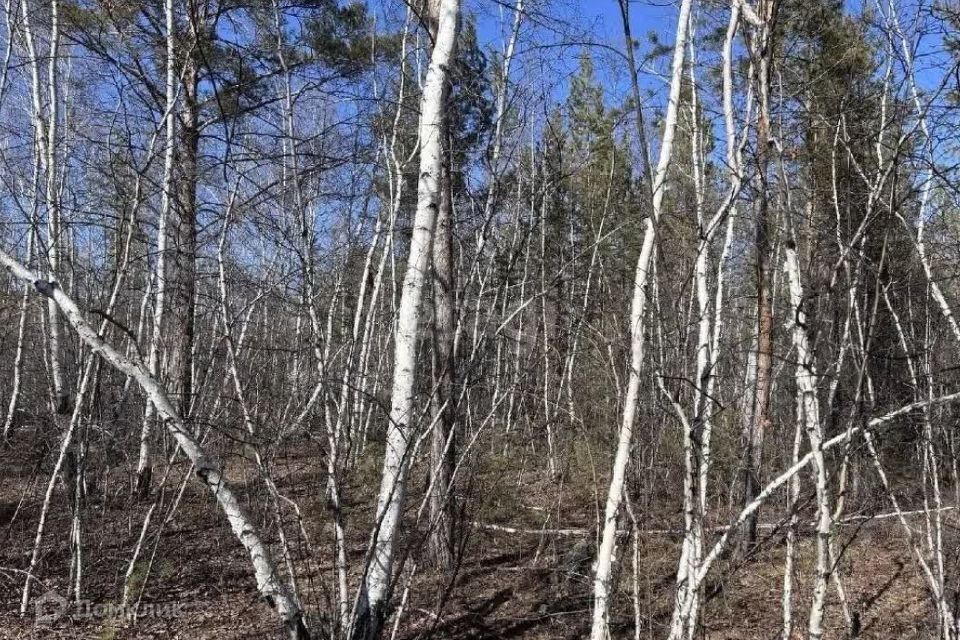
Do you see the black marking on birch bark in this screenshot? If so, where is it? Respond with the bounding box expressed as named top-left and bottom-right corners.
top-left (33, 279), bottom-right (57, 297)
top-left (195, 458), bottom-right (218, 483)
top-left (54, 392), bottom-right (71, 416)
top-left (90, 308), bottom-right (140, 346)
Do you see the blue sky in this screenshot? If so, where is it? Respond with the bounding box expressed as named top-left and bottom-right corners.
top-left (469, 0), bottom-right (681, 91)
top-left (462, 0), bottom-right (957, 146)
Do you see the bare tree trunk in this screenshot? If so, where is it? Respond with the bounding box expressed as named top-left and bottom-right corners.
top-left (352, 1), bottom-right (461, 636)
top-left (784, 233), bottom-right (832, 640)
top-left (43, 0), bottom-right (69, 421)
top-left (590, 0), bottom-right (693, 636)
top-left (22, 152), bottom-right (153, 615)
top-left (0, 0), bottom-right (28, 439)
top-left (781, 394), bottom-right (803, 639)
top-left (0, 250), bottom-right (310, 640)
top-left (617, 0), bottom-right (654, 195)
top-left (169, 20), bottom-right (199, 419)
top-left (137, 0), bottom-right (177, 497)
top-left (740, 0), bottom-right (779, 555)
top-left (878, 288), bottom-right (956, 636)
top-left (21, 0), bottom-right (72, 435)
top-left (539, 188), bottom-right (557, 477)
top-left (669, 389), bottom-right (960, 630)
top-left (429, 153), bottom-right (456, 569)
top-left (18, 0), bottom-right (72, 611)
top-left (3, 223), bottom-right (34, 438)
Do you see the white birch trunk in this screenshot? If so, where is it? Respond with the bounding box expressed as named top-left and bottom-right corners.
top-left (668, 390), bottom-right (960, 629)
top-left (352, 1), bottom-right (460, 636)
top-left (783, 233), bottom-right (831, 640)
top-left (137, 0), bottom-right (176, 497)
top-left (0, 249), bottom-right (309, 639)
top-left (2, 224), bottom-right (34, 438)
top-left (590, 0), bottom-right (693, 636)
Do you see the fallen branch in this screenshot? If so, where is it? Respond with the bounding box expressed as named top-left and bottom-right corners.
top-left (473, 505), bottom-right (958, 539)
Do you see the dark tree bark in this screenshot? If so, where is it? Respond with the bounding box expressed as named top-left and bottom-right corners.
top-left (740, 0), bottom-right (780, 556)
top-left (429, 149), bottom-right (456, 570)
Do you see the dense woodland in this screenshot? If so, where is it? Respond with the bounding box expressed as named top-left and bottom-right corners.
top-left (2, 0), bottom-right (960, 638)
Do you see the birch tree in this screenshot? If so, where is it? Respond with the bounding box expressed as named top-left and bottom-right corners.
top-left (590, 0), bottom-right (694, 635)
top-left (0, 248), bottom-right (310, 639)
top-left (136, 0), bottom-right (177, 498)
top-left (352, 1), bottom-right (461, 636)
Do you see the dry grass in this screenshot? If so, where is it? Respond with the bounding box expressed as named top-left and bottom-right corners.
top-left (0, 425), bottom-right (951, 639)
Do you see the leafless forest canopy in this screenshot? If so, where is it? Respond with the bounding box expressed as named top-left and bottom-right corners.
top-left (3, 0), bottom-right (960, 638)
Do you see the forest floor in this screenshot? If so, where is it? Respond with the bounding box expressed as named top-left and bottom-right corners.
top-left (0, 423), bottom-right (947, 639)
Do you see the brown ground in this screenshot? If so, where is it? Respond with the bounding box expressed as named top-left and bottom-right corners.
top-left (0, 423), bottom-right (948, 639)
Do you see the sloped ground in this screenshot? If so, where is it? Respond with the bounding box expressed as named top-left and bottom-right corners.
top-left (0, 424), bottom-right (949, 639)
